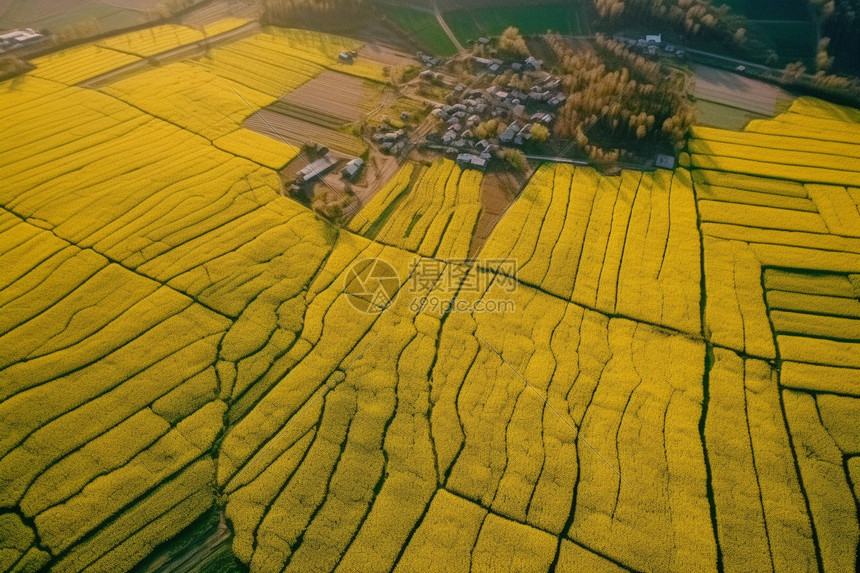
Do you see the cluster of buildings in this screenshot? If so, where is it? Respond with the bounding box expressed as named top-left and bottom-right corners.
top-left (473, 55), bottom-right (544, 75)
top-left (0, 28), bottom-right (46, 53)
top-left (416, 51), bottom-right (441, 68)
top-left (616, 33), bottom-right (686, 58)
top-left (422, 72), bottom-right (568, 170)
top-left (371, 123), bottom-right (409, 155)
top-left (288, 153), bottom-right (365, 196)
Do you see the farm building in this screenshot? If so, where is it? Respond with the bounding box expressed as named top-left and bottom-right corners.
top-left (0, 28), bottom-right (45, 52)
top-left (456, 153), bottom-right (490, 171)
top-left (499, 122), bottom-right (519, 144)
top-left (524, 57), bottom-right (542, 71)
top-left (656, 154), bottom-right (675, 169)
top-left (342, 158), bottom-right (365, 180)
top-left (296, 156), bottom-right (337, 183)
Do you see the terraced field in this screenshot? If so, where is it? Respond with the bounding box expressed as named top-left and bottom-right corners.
top-left (1, 17), bottom-right (860, 573)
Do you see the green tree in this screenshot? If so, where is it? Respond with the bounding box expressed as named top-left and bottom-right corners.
top-left (530, 124), bottom-right (550, 142)
top-left (499, 27), bottom-right (529, 58)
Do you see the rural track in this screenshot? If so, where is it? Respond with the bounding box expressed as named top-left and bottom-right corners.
top-left (432, 1), bottom-right (465, 53)
top-left (145, 514), bottom-right (232, 573)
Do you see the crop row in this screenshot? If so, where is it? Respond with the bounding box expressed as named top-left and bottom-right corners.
top-left (690, 100), bottom-right (860, 572)
top-left (101, 62), bottom-right (275, 140)
top-left (348, 163), bottom-right (415, 236)
top-left (0, 75), bottom-right (340, 321)
top-left (218, 254), bottom-right (721, 571)
top-left (30, 46), bottom-right (140, 85)
top-left (213, 129), bottom-right (299, 170)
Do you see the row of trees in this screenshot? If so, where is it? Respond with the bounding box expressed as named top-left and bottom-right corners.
top-left (781, 5), bottom-right (860, 103)
top-left (592, 0), bottom-right (737, 39)
top-left (546, 34), bottom-right (696, 164)
top-left (782, 51), bottom-right (860, 104)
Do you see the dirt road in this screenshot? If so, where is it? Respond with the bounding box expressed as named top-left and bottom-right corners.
top-left (433, 1), bottom-right (464, 53)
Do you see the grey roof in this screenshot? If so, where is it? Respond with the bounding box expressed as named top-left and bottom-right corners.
top-left (297, 156), bottom-right (336, 181)
top-left (456, 153), bottom-right (488, 170)
top-left (656, 154), bottom-right (675, 169)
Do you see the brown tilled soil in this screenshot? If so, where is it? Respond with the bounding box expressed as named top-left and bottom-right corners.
top-left (245, 109), bottom-right (366, 156)
top-left (279, 70), bottom-right (382, 124)
top-left (358, 42), bottom-right (416, 69)
top-left (469, 167), bottom-right (534, 257)
top-left (693, 63), bottom-right (793, 117)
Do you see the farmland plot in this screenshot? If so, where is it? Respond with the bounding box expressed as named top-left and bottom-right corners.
top-left (689, 98), bottom-right (860, 572)
top-left (481, 164), bottom-right (702, 335)
top-left (351, 159), bottom-right (483, 260)
top-left (96, 24), bottom-right (208, 57)
top-left (251, 70), bottom-right (382, 156)
top-left (29, 19), bottom-right (254, 87)
top-left (244, 109), bottom-right (367, 157)
top-left (29, 45), bottom-right (141, 85)
top-left (3, 18), bottom-right (860, 573)
top-left (275, 71), bottom-right (382, 125)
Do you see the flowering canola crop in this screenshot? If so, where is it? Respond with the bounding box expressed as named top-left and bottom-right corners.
top-left (1, 21), bottom-right (859, 573)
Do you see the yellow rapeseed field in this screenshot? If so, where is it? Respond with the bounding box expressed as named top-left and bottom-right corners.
top-left (358, 159), bottom-right (483, 259)
top-left (97, 24), bottom-right (207, 58)
top-left (1, 17), bottom-right (860, 573)
top-left (481, 165), bottom-right (701, 334)
top-left (29, 45), bottom-right (141, 85)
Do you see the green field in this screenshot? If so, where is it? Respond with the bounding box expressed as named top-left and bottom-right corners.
top-left (695, 99), bottom-right (768, 131)
top-left (753, 20), bottom-right (818, 64)
top-left (719, 0), bottom-right (816, 65)
top-left (721, 0), bottom-right (809, 21)
top-left (376, 3), bottom-right (457, 56)
top-left (444, 3), bottom-right (587, 44)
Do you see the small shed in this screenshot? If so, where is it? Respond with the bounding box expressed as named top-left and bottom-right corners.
top-left (499, 123), bottom-right (519, 144)
top-left (342, 158), bottom-right (365, 180)
top-left (656, 154), bottom-right (675, 169)
top-left (456, 153), bottom-right (489, 171)
top-left (524, 57), bottom-right (543, 71)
